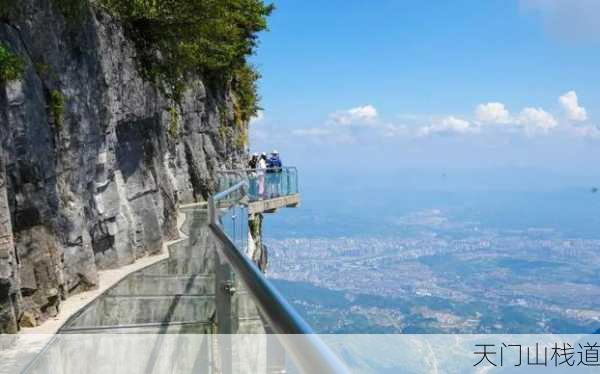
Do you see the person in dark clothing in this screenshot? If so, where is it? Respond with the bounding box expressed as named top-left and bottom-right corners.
top-left (267, 150), bottom-right (282, 197)
top-left (247, 153), bottom-right (259, 198)
top-left (267, 150), bottom-right (282, 170)
top-left (248, 153), bottom-right (259, 169)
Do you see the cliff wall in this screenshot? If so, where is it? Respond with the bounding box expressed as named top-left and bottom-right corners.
top-left (0, 0), bottom-right (247, 332)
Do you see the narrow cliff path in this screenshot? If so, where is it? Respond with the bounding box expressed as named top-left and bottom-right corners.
top-left (1, 205), bottom-right (269, 373)
top-left (58, 206), bottom-right (217, 334)
top-left (0, 206), bottom-right (199, 372)
top-left (23, 207), bottom-right (194, 335)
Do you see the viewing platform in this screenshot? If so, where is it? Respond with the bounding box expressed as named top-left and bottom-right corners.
top-left (217, 167), bottom-right (301, 215)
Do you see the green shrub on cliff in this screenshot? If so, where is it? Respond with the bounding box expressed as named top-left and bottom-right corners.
top-left (50, 90), bottom-right (65, 129)
top-left (168, 106), bottom-right (180, 139)
top-left (0, 44), bottom-right (24, 83)
top-left (232, 64), bottom-right (261, 124)
top-left (99, 0), bottom-right (273, 120)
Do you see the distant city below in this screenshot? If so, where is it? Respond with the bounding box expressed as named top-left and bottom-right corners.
top-left (265, 175), bottom-right (600, 333)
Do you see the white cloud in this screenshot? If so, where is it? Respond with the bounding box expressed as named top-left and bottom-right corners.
top-left (417, 116), bottom-right (475, 137)
top-left (559, 91), bottom-right (587, 122)
top-left (298, 95), bottom-right (581, 143)
top-left (330, 105), bottom-right (378, 125)
top-left (292, 105), bottom-right (382, 143)
top-left (517, 107), bottom-right (558, 133)
top-left (292, 128), bottom-right (333, 137)
top-left (573, 125), bottom-right (600, 139)
top-left (474, 99), bottom-right (571, 135)
top-left (381, 123), bottom-right (408, 138)
top-left (475, 102), bottom-right (512, 124)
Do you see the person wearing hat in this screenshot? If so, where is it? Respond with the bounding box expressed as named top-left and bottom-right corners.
top-left (268, 150), bottom-right (281, 167)
top-left (267, 150), bottom-right (282, 198)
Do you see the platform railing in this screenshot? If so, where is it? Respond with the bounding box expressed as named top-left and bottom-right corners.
top-left (208, 181), bottom-right (348, 374)
top-left (217, 167), bottom-right (299, 202)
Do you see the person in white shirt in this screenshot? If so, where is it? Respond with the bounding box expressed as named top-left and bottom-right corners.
top-left (257, 153), bottom-right (267, 199)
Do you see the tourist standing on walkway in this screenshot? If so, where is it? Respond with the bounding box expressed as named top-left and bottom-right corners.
top-left (257, 153), bottom-right (267, 199)
top-left (248, 153), bottom-right (259, 198)
top-left (267, 150), bottom-right (282, 197)
top-left (248, 153), bottom-right (259, 169)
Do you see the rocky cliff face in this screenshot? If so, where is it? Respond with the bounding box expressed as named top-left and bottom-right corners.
top-left (0, 0), bottom-right (247, 332)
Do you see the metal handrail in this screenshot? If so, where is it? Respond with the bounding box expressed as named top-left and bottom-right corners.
top-left (208, 181), bottom-right (247, 225)
top-left (216, 167), bottom-right (300, 202)
top-left (208, 183), bottom-right (348, 374)
top-left (212, 180), bottom-right (248, 199)
top-left (217, 166), bottom-right (298, 174)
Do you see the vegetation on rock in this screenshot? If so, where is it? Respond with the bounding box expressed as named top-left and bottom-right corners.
top-left (3, 0), bottom-right (270, 139)
top-left (168, 106), bottom-right (180, 139)
top-left (0, 43), bottom-right (24, 83)
top-left (232, 64), bottom-right (261, 125)
top-left (98, 0), bottom-right (273, 123)
top-left (49, 90), bottom-right (65, 129)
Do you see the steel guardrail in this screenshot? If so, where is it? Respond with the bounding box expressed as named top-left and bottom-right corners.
top-left (217, 166), bottom-right (298, 174)
top-left (208, 182), bottom-right (348, 374)
top-left (216, 167), bottom-right (299, 202)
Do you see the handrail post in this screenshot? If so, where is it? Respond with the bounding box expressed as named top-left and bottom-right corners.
top-left (208, 195), bottom-right (216, 226)
top-left (215, 249), bottom-right (234, 374)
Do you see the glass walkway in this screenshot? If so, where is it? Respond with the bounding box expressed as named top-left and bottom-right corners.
top-left (57, 207), bottom-right (262, 335)
top-left (20, 168), bottom-right (346, 374)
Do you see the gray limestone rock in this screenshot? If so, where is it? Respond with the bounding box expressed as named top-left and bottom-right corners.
top-left (0, 0), bottom-right (246, 332)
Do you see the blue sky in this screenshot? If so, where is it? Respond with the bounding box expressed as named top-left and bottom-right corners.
top-left (249, 0), bottom-right (600, 184)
